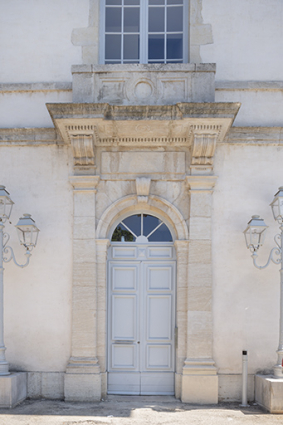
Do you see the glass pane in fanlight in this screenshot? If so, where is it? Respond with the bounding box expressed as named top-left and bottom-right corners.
top-left (105, 35), bottom-right (121, 60)
top-left (124, 7), bottom-right (140, 32)
top-left (111, 222), bottom-right (135, 242)
top-left (143, 214), bottom-right (161, 237)
top-left (148, 34), bottom-right (164, 60)
top-left (122, 214), bottom-right (141, 237)
top-left (148, 7), bottom-right (165, 32)
top-left (148, 223), bottom-right (173, 242)
top-left (106, 7), bottom-right (122, 32)
top-left (124, 35), bottom-right (139, 59)
top-left (125, 0), bottom-right (140, 4)
top-left (167, 6), bottom-right (183, 32)
top-left (167, 34), bottom-right (183, 59)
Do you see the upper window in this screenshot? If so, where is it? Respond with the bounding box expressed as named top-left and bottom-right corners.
top-left (100, 0), bottom-right (188, 64)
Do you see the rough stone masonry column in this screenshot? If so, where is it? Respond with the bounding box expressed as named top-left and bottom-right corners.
top-left (181, 175), bottom-right (218, 404)
top-left (64, 175), bottom-right (101, 401)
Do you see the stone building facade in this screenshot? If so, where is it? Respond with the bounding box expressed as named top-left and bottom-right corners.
top-left (1, 0), bottom-right (283, 410)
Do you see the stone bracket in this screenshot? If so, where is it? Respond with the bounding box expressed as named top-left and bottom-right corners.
top-left (136, 177), bottom-right (151, 203)
top-left (70, 133), bottom-right (97, 174)
top-left (189, 125), bottom-right (221, 175)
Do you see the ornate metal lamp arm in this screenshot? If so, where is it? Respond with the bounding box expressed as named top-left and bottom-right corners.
top-left (252, 243), bottom-right (281, 270)
top-left (3, 246), bottom-right (31, 269)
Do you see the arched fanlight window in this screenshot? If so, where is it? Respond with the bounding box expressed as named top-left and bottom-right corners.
top-left (111, 213), bottom-right (173, 242)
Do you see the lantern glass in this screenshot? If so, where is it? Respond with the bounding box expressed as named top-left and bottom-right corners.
top-left (15, 214), bottom-right (39, 249)
top-left (270, 186), bottom-right (283, 222)
top-left (0, 186), bottom-right (14, 222)
top-left (244, 215), bottom-right (268, 251)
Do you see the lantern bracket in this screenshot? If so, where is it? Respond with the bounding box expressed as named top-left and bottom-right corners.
top-left (3, 245), bottom-right (31, 269)
top-left (251, 245), bottom-right (281, 270)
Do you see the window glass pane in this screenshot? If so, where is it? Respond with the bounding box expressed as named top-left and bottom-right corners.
top-left (124, 7), bottom-right (140, 32)
top-left (167, 0), bottom-right (183, 4)
top-left (148, 34), bottom-right (164, 59)
top-left (124, 34), bottom-right (139, 59)
top-left (111, 223), bottom-right (134, 242)
top-left (106, 0), bottom-right (121, 4)
top-left (122, 215), bottom-right (141, 237)
top-left (167, 6), bottom-right (183, 32)
top-left (167, 34), bottom-right (182, 59)
top-left (143, 215), bottom-right (161, 237)
top-left (105, 35), bottom-right (121, 59)
top-left (124, 0), bottom-right (140, 4)
top-left (148, 7), bottom-right (165, 32)
top-left (149, 0), bottom-right (165, 4)
top-left (148, 223), bottom-right (173, 242)
top-left (106, 7), bottom-right (122, 32)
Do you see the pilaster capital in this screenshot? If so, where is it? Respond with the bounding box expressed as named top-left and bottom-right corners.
top-left (96, 239), bottom-right (111, 252)
top-left (69, 175), bottom-right (100, 192)
top-left (174, 239), bottom-right (189, 252)
top-left (185, 175), bottom-right (218, 192)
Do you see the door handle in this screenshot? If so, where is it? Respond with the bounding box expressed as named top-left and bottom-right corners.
top-left (137, 341), bottom-right (140, 344)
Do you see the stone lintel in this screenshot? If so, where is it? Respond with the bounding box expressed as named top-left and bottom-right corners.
top-left (69, 175), bottom-right (100, 191)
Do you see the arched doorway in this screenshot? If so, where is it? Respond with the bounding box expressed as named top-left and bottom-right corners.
top-left (107, 213), bottom-right (176, 395)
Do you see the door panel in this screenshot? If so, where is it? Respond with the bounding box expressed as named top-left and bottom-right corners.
top-left (112, 295), bottom-right (137, 340)
top-left (108, 245), bottom-right (175, 395)
top-left (147, 295), bottom-right (172, 340)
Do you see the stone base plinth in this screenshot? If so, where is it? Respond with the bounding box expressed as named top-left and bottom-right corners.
top-left (181, 374), bottom-right (218, 404)
top-left (64, 373), bottom-right (101, 402)
top-left (255, 374), bottom-right (283, 413)
top-left (0, 372), bottom-right (27, 408)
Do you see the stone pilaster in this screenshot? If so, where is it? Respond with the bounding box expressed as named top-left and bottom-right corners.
top-left (96, 239), bottom-right (110, 398)
top-left (174, 240), bottom-right (189, 399)
top-left (181, 175), bottom-right (218, 404)
top-left (64, 175), bottom-right (101, 402)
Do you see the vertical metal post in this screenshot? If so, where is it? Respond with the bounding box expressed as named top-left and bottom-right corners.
top-left (240, 350), bottom-right (248, 407)
top-left (0, 223), bottom-right (9, 375)
top-left (274, 225), bottom-right (283, 377)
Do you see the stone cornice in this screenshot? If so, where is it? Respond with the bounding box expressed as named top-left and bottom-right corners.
top-left (46, 102), bottom-right (240, 148)
top-left (1, 126), bottom-right (283, 146)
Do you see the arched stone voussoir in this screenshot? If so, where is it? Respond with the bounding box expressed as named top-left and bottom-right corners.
top-left (96, 194), bottom-right (189, 241)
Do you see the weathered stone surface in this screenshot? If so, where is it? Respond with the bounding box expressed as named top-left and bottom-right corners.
top-left (255, 374), bottom-right (283, 413)
top-left (0, 373), bottom-right (27, 408)
top-left (71, 64), bottom-right (216, 104)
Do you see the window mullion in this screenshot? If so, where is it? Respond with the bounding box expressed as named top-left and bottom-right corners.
top-left (121, 0), bottom-right (124, 64)
top-left (140, 1), bottom-right (147, 63)
top-left (165, 0), bottom-right (167, 63)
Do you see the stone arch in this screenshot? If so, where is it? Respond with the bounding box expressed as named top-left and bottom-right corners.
top-left (96, 194), bottom-right (189, 241)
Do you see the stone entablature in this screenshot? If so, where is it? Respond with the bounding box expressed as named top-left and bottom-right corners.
top-left (71, 64), bottom-right (216, 105)
top-left (47, 102), bottom-right (240, 176)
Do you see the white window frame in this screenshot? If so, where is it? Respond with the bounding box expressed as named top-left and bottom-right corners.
top-left (99, 0), bottom-right (189, 64)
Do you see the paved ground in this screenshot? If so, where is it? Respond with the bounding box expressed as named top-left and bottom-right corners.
top-left (0, 396), bottom-right (283, 425)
